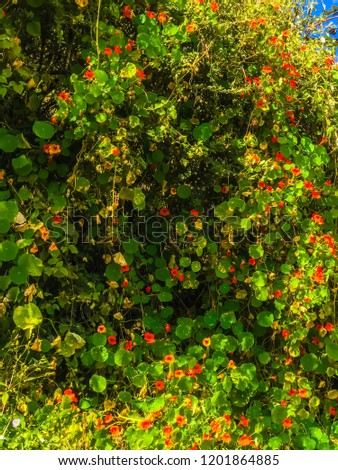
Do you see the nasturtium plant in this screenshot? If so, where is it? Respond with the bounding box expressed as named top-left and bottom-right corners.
top-left (0, 0), bottom-right (337, 452)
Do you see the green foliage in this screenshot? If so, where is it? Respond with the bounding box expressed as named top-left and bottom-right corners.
top-left (0, 0), bottom-right (337, 451)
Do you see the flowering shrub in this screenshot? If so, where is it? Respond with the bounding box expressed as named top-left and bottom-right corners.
top-left (0, 0), bottom-right (337, 450)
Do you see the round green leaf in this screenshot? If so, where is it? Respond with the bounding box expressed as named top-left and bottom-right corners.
top-left (219, 282), bottom-right (230, 294)
top-left (64, 332), bottom-right (86, 350)
top-left (90, 346), bottom-right (108, 362)
top-left (13, 303), bottom-right (42, 331)
top-left (18, 253), bottom-right (43, 276)
top-left (300, 353), bottom-right (319, 371)
top-left (92, 332), bottom-right (107, 347)
top-left (220, 312), bottom-right (236, 329)
top-left (118, 391), bottom-right (132, 403)
top-left (32, 121), bottom-right (55, 139)
top-left (105, 263), bottom-right (122, 281)
top-left (191, 261), bottom-right (201, 272)
top-left (0, 201), bottom-right (18, 222)
top-left (177, 185), bottom-right (191, 199)
top-left (175, 324), bottom-right (192, 340)
top-left (89, 374), bottom-right (107, 393)
top-left (94, 69), bottom-right (108, 83)
top-left (0, 134), bottom-right (19, 152)
top-left (179, 257), bottom-right (191, 268)
top-left (0, 240), bottom-right (19, 261)
top-left (131, 374), bottom-right (147, 388)
top-left (114, 350), bottom-right (132, 366)
top-left (0, 219), bottom-right (10, 233)
top-left (193, 123), bottom-right (212, 141)
top-left (325, 340), bottom-right (338, 361)
top-left (26, 21), bottom-right (41, 37)
top-left (257, 311), bottom-right (274, 327)
top-left (249, 245), bottom-right (264, 259)
top-left (123, 240), bottom-right (139, 254)
top-left (9, 266), bottom-right (28, 285)
top-left (12, 155), bottom-right (33, 176)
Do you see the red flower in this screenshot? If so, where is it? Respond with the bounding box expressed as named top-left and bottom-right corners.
top-left (312, 213), bottom-right (324, 225)
top-left (109, 425), bottom-right (120, 436)
top-left (311, 266), bottom-right (324, 284)
top-left (121, 265), bottom-right (130, 272)
top-left (238, 434), bottom-right (254, 446)
top-left (275, 152), bottom-right (284, 161)
top-left (145, 286), bottom-right (152, 293)
top-left (325, 180), bottom-right (332, 186)
top-left (282, 329), bottom-right (291, 339)
top-left (165, 324), bottom-right (171, 332)
top-left (122, 279), bottom-right (129, 288)
top-left (325, 322), bottom-right (334, 332)
top-left (123, 5), bottom-right (132, 18)
top-left (104, 47), bottom-right (113, 56)
top-left (178, 274), bottom-right (184, 282)
top-left (330, 407), bottom-right (337, 416)
top-left (304, 181), bottom-right (314, 190)
top-left (298, 388), bottom-right (308, 398)
top-left (158, 13), bottom-right (167, 23)
top-left (312, 337), bottom-right (320, 345)
top-left (53, 215), bottom-right (62, 224)
top-left (289, 80), bottom-right (297, 88)
top-left (170, 268), bottom-right (179, 277)
top-left (144, 332), bottom-right (155, 344)
top-left (248, 258), bottom-right (256, 266)
top-left (274, 290), bottom-right (283, 299)
top-left (146, 11), bottom-right (156, 19)
top-left (210, 1), bottom-right (219, 11)
top-left (239, 416), bottom-right (249, 427)
top-left (257, 101), bottom-right (265, 108)
top-left (84, 70), bottom-right (95, 80)
top-left (245, 77), bottom-right (252, 83)
top-left (155, 381), bottom-right (165, 390)
top-left (282, 418), bottom-right (292, 429)
top-left (139, 419), bottom-right (153, 430)
top-left (311, 190), bottom-right (320, 199)
top-left (288, 388), bottom-right (297, 396)
top-left (159, 207), bottom-right (170, 216)
top-left (190, 209), bottom-right (199, 216)
top-left (114, 46), bottom-right (122, 55)
top-left (125, 340), bottom-right (133, 351)
top-left (291, 167), bottom-right (301, 176)
top-left (107, 336), bottom-right (117, 345)
top-left (280, 399), bottom-right (287, 406)
top-left (267, 186), bottom-right (273, 193)
top-left (271, 136), bottom-right (278, 143)
top-left (176, 415), bottom-right (186, 426)
top-left (136, 68), bottom-right (146, 79)
top-left (262, 66), bottom-right (272, 74)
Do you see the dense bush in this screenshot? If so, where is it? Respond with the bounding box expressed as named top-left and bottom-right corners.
top-left (0, 0), bottom-right (337, 450)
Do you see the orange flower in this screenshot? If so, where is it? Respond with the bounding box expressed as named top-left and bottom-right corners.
top-left (39, 226), bottom-right (49, 241)
top-left (84, 70), bottom-right (95, 80)
top-left (202, 337), bottom-right (211, 347)
top-left (165, 438), bottom-right (174, 447)
top-left (282, 418), bottom-right (292, 429)
top-left (144, 332), bottom-right (155, 344)
top-left (109, 425), bottom-right (120, 435)
top-left (312, 66), bottom-right (319, 74)
top-left (96, 418), bottom-right (105, 430)
top-left (210, 1), bottom-right (218, 11)
top-left (285, 358), bottom-right (293, 365)
top-left (111, 147), bottom-right (120, 156)
top-left (155, 381), bottom-right (165, 390)
top-left (312, 213), bottom-right (324, 225)
top-left (222, 432), bottom-right (232, 443)
top-left (224, 414), bottom-right (231, 425)
top-left (298, 388), bottom-right (308, 398)
top-left (186, 23), bottom-right (197, 33)
top-left (159, 207), bottom-right (170, 216)
top-left (30, 243), bottom-right (38, 254)
top-left (239, 416), bottom-right (249, 427)
top-left (228, 360), bottom-right (236, 369)
top-left (176, 414), bottom-right (186, 426)
top-left (158, 12), bottom-right (167, 23)
top-left (174, 369), bottom-right (184, 378)
top-left (97, 325), bottom-right (107, 333)
top-left (163, 425), bottom-right (173, 437)
top-left (170, 188), bottom-right (177, 195)
top-left (104, 414), bottom-right (114, 424)
top-left (210, 420), bottom-right (222, 433)
top-left (49, 242), bottom-right (58, 251)
top-left (136, 68), bottom-right (146, 79)
top-left (164, 354), bottom-right (175, 363)
top-left (139, 419), bottom-right (153, 430)
top-left (262, 66), bottom-right (272, 74)
top-left (238, 434), bottom-right (254, 446)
